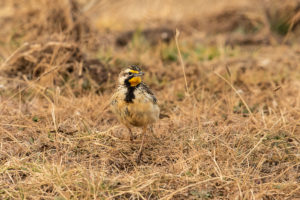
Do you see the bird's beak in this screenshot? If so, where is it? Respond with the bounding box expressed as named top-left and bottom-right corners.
top-left (134, 72), bottom-right (144, 76)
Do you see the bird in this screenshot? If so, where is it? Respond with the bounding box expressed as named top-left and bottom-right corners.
top-left (110, 65), bottom-right (160, 162)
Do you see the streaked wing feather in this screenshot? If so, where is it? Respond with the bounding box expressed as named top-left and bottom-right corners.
top-left (140, 82), bottom-right (157, 103)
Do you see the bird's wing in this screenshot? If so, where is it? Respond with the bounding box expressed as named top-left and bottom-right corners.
top-left (140, 82), bottom-right (157, 104)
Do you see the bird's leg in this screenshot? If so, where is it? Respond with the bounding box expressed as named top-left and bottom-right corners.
top-left (149, 125), bottom-right (156, 138)
top-left (126, 126), bottom-right (134, 142)
top-left (137, 126), bottom-right (147, 163)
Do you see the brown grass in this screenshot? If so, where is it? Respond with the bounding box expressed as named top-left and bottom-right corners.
top-left (0, 0), bottom-right (300, 199)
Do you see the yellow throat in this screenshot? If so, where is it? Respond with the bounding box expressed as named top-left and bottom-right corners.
top-left (129, 76), bottom-right (141, 87)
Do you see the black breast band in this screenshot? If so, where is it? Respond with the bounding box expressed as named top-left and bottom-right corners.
top-left (124, 77), bottom-right (140, 103)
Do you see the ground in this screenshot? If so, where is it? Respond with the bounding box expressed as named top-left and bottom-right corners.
top-left (0, 0), bottom-right (299, 199)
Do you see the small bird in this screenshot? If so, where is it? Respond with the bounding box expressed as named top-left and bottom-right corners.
top-left (110, 65), bottom-right (160, 161)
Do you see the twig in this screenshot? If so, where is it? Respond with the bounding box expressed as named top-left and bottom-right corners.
top-left (211, 148), bottom-right (223, 180)
top-left (162, 177), bottom-right (219, 200)
top-left (283, 11), bottom-right (300, 44)
top-left (175, 29), bottom-right (189, 95)
top-left (0, 65), bottom-right (60, 108)
top-left (214, 71), bottom-right (256, 122)
top-left (240, 117), bottom-right (281, 164)
top-left (0, 42), bottom-right (29, 69)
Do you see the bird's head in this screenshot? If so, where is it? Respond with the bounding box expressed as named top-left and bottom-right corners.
top-left (118, 65), bottom-right (144, 87)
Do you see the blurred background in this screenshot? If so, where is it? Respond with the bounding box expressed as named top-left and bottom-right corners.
top-left (2, 0), bottom-right (300, 42)
top-left (1, 0), bottom-right (300, 91)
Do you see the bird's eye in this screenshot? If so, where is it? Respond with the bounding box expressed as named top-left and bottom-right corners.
top-left (128, 72), bottom-right (133, 75)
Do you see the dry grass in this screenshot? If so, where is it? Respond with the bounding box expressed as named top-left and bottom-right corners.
top-left (0, 0), bottom-right (300, 199)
